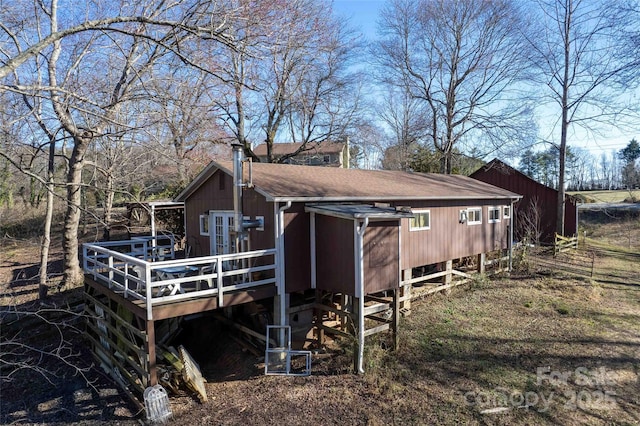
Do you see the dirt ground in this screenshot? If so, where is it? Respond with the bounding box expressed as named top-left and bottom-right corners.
top-left (1, 216), bottom-right (639, 425)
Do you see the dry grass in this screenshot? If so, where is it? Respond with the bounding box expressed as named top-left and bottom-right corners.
top-left (1, 217), bottom-right (639, 425)
top-left (568, 190), bottom-right (640, 203)
top-left (165, 241), bottom-right (640, 426)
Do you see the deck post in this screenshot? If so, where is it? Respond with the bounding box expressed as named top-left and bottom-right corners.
top-left (392, 288), bottom-right (400, 351)
top-left (443, 260), bottom-right (453, 285)
top-left (340, 294), bottom-right (348, 330)
top-left (352, 297), bottom-right (360, 373)
top-left (314, 290), bottom-right (325, 347)
top-left (401, 269), bottom-right (412, 314)
top-left (146, 319), bottom-right (158, 386)
top-left (477, 253), bottom-right (486, 274)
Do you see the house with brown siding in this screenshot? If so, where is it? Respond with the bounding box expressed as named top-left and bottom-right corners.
top-left (175, 146), bottom-right (521, 371)
top-left (82, 147), bottom-right (521, 389)
top-left (252, 141), bottom-right (349, 167)
top-left (471, 158), bottom-right (578, 244)
top-left (178, 153), bottom-right (521, 292)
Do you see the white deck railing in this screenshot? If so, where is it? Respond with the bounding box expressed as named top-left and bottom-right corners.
top-left (83, 238), bottom-right (277, 320)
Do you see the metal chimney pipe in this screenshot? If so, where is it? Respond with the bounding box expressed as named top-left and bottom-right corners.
top-left (232, 144), bottom-right (244, 236)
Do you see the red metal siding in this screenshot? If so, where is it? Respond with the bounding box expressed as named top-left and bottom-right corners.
top-left (399, 200), bottom-right (511, 270)
top-left (471, 165), bottom-right (578, 243)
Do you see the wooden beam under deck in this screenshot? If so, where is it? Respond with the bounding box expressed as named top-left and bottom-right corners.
top-left (151, 286), bottom-right (277, 320)
top-left (84, 275), bottom-right (277, 322)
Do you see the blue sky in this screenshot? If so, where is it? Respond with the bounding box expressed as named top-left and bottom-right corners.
top-left (330, 0), bottom-right (637, 156)
top-left (332, 0), bottom-right (384, 39)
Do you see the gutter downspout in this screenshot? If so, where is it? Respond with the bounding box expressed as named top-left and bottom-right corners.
top-left (277, 201), bottom-right (292, 329)
top-left (355, 217), bottom-right (369, 374)
top-left (150, 204), bottom-right (156, 247)
top-left (509, 200), bottom-right (515, 271)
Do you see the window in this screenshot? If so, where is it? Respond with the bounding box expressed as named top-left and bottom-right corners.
top-left (488, 206), bottom-right (501, 223)
top-left (503, 205), bottom-right (511, 219)
top-left (410, 210), bottom-right (431, 231)
top-left (467, 207), bottom-right (482, 225)
top-left (323, 155), bottom-right (330, 163)
top-left (199, 214), bottom-right (209, 236)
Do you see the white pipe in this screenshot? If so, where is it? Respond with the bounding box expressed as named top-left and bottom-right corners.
top-left (355, 217), bottom-right (369, 374)
top-left (509, 200), bottom-right (515, 271)
top-left (150, 204), bottom-right (156, 247)
top-left (277, 201), bottom-right (292, 328)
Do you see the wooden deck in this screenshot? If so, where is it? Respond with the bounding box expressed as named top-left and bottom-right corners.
top-left (83, 236), bottom-right (278, 320)
top-left (82, 236), bottom-right (279, 393)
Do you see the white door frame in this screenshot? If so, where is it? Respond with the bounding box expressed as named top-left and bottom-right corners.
top-left (208, 211), bottom-right (235, 256)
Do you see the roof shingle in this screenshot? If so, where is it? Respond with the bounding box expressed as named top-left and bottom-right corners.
top-left (176, 160), bottom-right (521, 202)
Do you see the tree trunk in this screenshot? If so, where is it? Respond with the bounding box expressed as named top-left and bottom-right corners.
top-left (103, 171), bottom-right (115, 240)
top-left (38, 139), bottom-right (57, 300)
top-left (557, 0), bottom-right (571, 237)
top-left (62, 135), bottom-right (90, 287)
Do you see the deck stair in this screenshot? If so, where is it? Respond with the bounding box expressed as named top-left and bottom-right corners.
top-left (313, 291), bottom-right (400, 352)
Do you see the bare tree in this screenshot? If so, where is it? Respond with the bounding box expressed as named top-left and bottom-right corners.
top-left (374, 0), bottom-right (533, 174)
top-left (345, 119), bottom-right (386, 170)
top-left (518, 196), bottom-right (544, 246)
top-left (525, 0), bottom-right (639, 235)
top-left (1, 0), bottom-right (236, 286)
top-left (145, 68), bottom-right (229, 186)
top-left (213, 0), bottom-right (362, 163)
top-left (376, 85), bottom-right (430, 171)
top-left (1, 306), bottom-right (94, 389)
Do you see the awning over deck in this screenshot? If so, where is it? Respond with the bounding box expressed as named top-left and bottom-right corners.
top-left (304, 203), bottom-right (414, 220)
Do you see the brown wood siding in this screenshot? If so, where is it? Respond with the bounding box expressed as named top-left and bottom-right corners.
top-left (184, 170), bottom-right (275, 257)
top-left (183, 167), bottom-right (517, 295)
top-left (315, 215), bottom-right (355, 294)
top-left (364, 221), bottom-right (399, 294)
top-left (283, 203), bottom-right (311, 293)
top-left (184, 171), bottom-right (232, 257)
top-left (399, 200), bottom-right (511, 269)
top-left (314, 218), bottom-right (399, 295)
top-left (240, 189), bottom-right (275, 252)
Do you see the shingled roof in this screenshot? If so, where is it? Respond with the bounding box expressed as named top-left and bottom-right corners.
top-left (176, 160), bottom-right (521, 203)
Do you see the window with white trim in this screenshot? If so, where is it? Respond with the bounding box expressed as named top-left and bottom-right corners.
top-left (467, 207), bottom-right (482, 225)
top-left (488, 206), bottom-right (501, 223)
top-left (199, 214), bottom-right (209, 236)
top-left (503, 205), bottom-right (511, 219)
top-left (410, 210), bottom-right (431, 231)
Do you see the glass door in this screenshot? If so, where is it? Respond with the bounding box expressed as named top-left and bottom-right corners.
top-left (209, 211), bottom-right (235, 256)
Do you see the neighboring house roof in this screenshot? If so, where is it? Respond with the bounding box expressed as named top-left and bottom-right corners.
top-left (176, 160), bottom-right (522, 203)
top-left (252, 142), bottom-right (345, 157)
